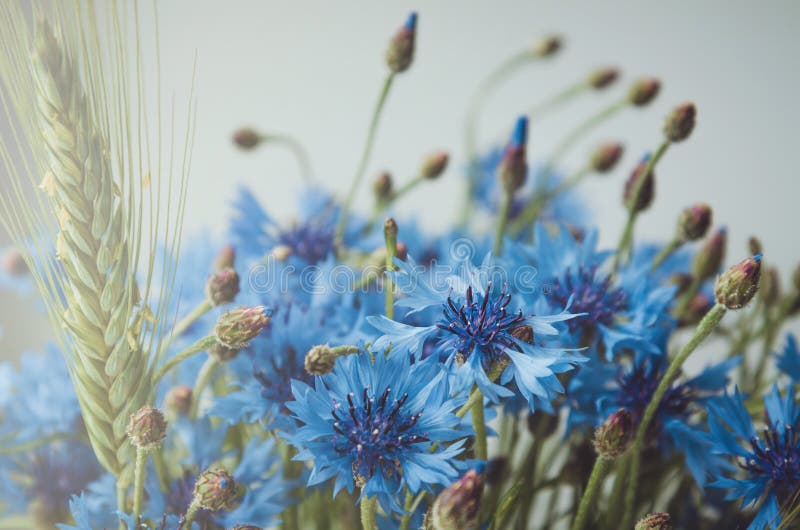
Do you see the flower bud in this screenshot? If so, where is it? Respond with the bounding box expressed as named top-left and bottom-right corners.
top-left (232, 128), bottom-right (262, 150)
top-left (635, 512), bottom-right (672, 530)
top-left (270, 244), bottom-right (293, 261)
top-left (623, 154), bottom-right (655, 212)
top-left (165, 385), bottom-right (193, 416)
top-left (214, 306), bottom-right (270, 350)
top-left (627, 77), bottom-right (661, 107)
top-left (373, 171), bottom-right (393, 201)
top-left (532, 35), bottom-right (562, 57)
top-left (429, 464), bottom-right (485, 530)
top-left (760, 266), bottom-right (781, 307)
top-left (663, 102), bottom-right (697, 142)
top-left (590, 142), bottom-right (624, 173)
top-left (305, 344), bottom-right (337, 376)
top-left (193, 468), bottom-right (239, 511)
top-left (692, 228), bottom-right (727, 280)
top-left (748, 236), bottom-right (763, 256)
top-left (386, 12), bottom-right (417, 73)
top-left (126, 405), bottom-right (167, 450)
top-left (205, 267), bottom-right (240, 306)
top-left (587, 67), bottom-right (619, 90)
top-left (384, 217), bottom-right (398, 239)
top-left (715, 254), bottom-right (762, 310)
top-left (593, 408), bottom-right (632, 459)
top-left (680, 292), bottom-right (713, 327)
top-left (2, 248), bottom-right (28, 276)
top-left (213, 245), bottom-right (236, 271)
top-left (420, 150), bottom-right (449, 180)
top-left (498, 116), bottom-right (528, 193)
top-left (676, 203), bottom-right (712, 242)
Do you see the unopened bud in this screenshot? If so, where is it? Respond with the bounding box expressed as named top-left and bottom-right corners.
top-left (663, 102), bottom-right (697, 142)
top-left (429, 464), bottom-right (485, 530)
top-left (205, 267), bottom-right (240, 306)
top-left (715, 254), bottom-right (762, 310)
top-left (193, 468), bottom-right (239, 511)
top-left (2, 248), bottom-right (28, 276)
top-left (623, 155), bottom-right (655, 212)
top-left (213, 245), bottom-right (236, 271)
top-left (676, 203), bottom-right (712, 242)
top-left (498, 116), bottom-right (528, 192)
top-left (627, 77), bottom-right (661, 107)
top-left (590, 142), bottom-right (624, 173)
top-left (126, 406), bottom-right (167, 450)
top-left (165, 386), bottom-right (193, 416)
top-left (635, 512), bottom-right (672, 530)
top-left (305, 345), bottom-right (337, 376)
top-left (214, 306), bottom-right (270, 351)
top-left (384, 217), bottom-right (398, 239)
top-left (386, 12), bottom-right (417, 73)
top-left (681, 293), bottom-right (713, 327)
top-left (532, 35), bottom-right (562, 57)
top-left (593, 408), bottom-right (632, 459)
top-left (693, 228), bottom-right (727, 280)
top-left (373, 171), bottom-right (393, 201)
top-left (270, 244), bottom-right (293, 261)
top-left (232, 128), bottom-right (263, 150)
top-left (587, 67), bottom-right (619, 90)
top-left (420, 150), bottom-right (449, 180)
top-left (748, 237), bottom-right (763, 256)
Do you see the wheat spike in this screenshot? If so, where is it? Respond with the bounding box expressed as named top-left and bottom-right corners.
top-left (0, 0), bottom-right (196, 503)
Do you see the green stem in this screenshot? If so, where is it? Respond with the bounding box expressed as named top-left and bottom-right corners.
top-left (544, 99), bottom-right (626, 173)
top-left (0, 432), bottom-right (73, 455)
top-left (132, 447), bottom-right (147, 525)
top-left (612, 140), bottom-right (670, 273)
top-left (335, 74), bottom-right (395, 252)
top-left (471, 386), bottom-right (488, 461)
top-left (282, 443), bottom-right (300, 530)
top-left (183, 497), bottom-right (201, 530)
top-left (360, 495), bottom-right (378, 530)
top-left (490, 480), bottom-right (523, 530)
top-left (399, 490), bottom-right (415, 530)
top-left (621, 303), bottom-right (727, 528)
top-left (116, 482), bottom-right (127, 530)
top-left (152, 449), bottom-right (169, 492)
top-left (154, 299), bottom-right (213, 367)
top-left (152, 335), bottom-right (216, 384)
top-left (493, 188), bottom-right (513, 256)
top-left (266, 133), bottom-right (314, 182)
top-left (189, 356), bottom-right (219, 419)
top-left (384, 223), bottom-right (398, 319)
top-left (650, 238), bottom-right (683, 271)
top-left (570, 457), bottom-right (610, 530)
top-left (528, 80), bottom-right (589, 121)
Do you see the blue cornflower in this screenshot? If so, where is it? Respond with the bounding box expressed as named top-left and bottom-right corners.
top-left (776, 334), bottom-right (800, 383)
top-left (567, 353), bottom-right (739, 485)
top-left (283, 350), bottom-right (467, 514)
top-left (520, 224), bottom-right (676, 360)
top-left (368, 253), bottom-right (584, 409)
top-left (707, 385), bottom-right (800, 529)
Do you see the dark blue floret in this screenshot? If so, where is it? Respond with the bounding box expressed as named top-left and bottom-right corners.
top-left (436, 283), bottom-right (526, 368)
top-left (277, 219), bottom-right (335, 264)
top-left (549, 265), bottom-right (628, 334)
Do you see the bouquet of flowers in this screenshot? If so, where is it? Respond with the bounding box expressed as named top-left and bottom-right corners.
top-left (1, 4), bottom-right (798, 530)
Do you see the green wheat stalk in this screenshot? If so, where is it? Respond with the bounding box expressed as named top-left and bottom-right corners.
top-left (0, 0), bottom-right (196, 508)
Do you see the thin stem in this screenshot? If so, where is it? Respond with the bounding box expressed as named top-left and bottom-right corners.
top-left (155, 299), bottom-right (213, 366)
top-left (335, 74), bottom-right (395, 252)
top-left (281, 443), bottom-right (300, 530)
top-left (399, 490), bottom-right (416, 530)
top-left (621, 303), bottom-right (727, 528)
top-left (152, 449), bottom-right (169, 492)
top-left (612, 140), bottom-right (670, 273)
top-left (493, 188), bottom-right (513, 256)
top-left (360, 495), bottom-right (378, 530)
top-left (189, 356), bottom-right (219, 419)
top-left (545, 99), bottom-right (627, 173)
top-left (116, 482), bottom-right (127, 530)
top-left (570, 457), bottom-right (610, 530)
top-left (489, 480), bottom-right (523, 530)
top-left (152, 335), bottom-right (216, 384)
top-left (267, 133), bottom-right (314, 182)
top-left (183, 497), bottom-right (201, 530)
top-left (528, 80), bottom-right (589, 121)
top-left (0, 432), bottom-right (73, 455)
top-left (650, 237), bottom-right (683, 271)
top-left (471, 386), bottom-right (488, 461)
top-left (384, 223), bottom-right (398, 319)
top-left (132, 447), bottom-right (148, 525)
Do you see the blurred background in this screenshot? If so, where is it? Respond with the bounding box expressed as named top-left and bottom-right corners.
top-left (2, 0), bottom-right (799, 359)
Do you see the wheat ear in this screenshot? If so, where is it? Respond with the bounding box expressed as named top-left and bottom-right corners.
top-left (31, 21), bottom-right (149, 488)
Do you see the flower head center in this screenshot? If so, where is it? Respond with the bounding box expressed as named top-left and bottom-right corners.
top-left (550, 266), bottom-right (627, 333)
